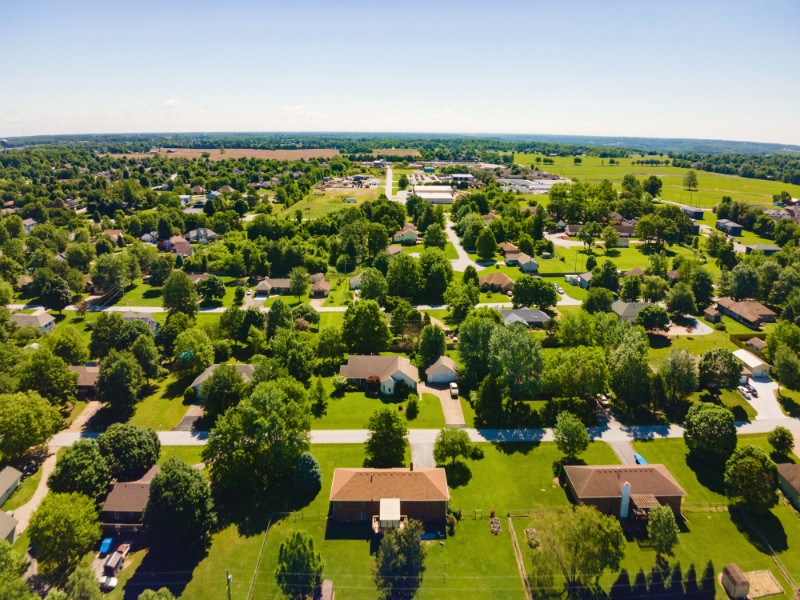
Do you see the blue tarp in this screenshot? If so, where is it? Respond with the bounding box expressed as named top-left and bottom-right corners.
top-left (99, 538), bottom-right (113, 555)
top-left (633, 452), bottom-right (648, 465)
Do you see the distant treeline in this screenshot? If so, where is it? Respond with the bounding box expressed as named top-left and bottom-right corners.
top-left (670, 152), bottom-right (800, 185)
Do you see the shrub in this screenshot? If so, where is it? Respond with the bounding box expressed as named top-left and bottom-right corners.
top-left (292, 452), bottom-right (322, 495)
top-left (331, 374), bottom-right (348, 395)
top-left (212, 339), bottom-right (231, 363)
top-left (714, 323), bottom-right (727, 331)
top-left (768, 426), bottom-right (794, 456)
top-left (406, 395), bottom-right (419, 420)
top-left (184, 386), bottom-right (197, 404)
top-left (446, 514), bottom-right (456, 536)
top-left (469, 445), bottom-right (485, 460)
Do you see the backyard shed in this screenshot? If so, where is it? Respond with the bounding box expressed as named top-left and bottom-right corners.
top-left (0, 466), bottom-right (22, 506)
top-left (777, 463), bottom-right (800, 510)
top-left (0, 511), bottom-right (18, 543)
top-left (721, 563), bottom-right (749, 599)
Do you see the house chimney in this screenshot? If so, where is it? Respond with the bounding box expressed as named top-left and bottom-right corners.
top-left (410, 462), bottom-right (414, 471)
top-left (620, 481), bottom-right (631, 519)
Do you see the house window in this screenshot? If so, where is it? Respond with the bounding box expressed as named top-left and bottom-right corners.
top-left (358, 511), bottom-right (366, 521)
top-left (113, 512), bottom-right (120, 521)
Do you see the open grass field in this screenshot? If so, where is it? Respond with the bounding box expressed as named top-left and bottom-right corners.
top-left (401, 242), bottom-right (459, 261)
top-left (281, 187), bottom-right (379, 219)
top-left (312, 388), bottom-right (444, 430)
top-left (514, 153), bottom-right (800, 207)
top-left (128, 373), bottom-right (195, 431)
top-left (647, 328), bottom-right (739, 368)
top-left (117, 277), bottom-right (240, 308)
top-left (105, 148), bottom-right (340, 161)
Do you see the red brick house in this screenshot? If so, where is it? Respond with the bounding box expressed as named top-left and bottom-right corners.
top-left (329, 468), bottom-right (449, 528)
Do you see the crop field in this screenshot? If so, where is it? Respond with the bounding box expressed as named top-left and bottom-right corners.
top-left (105, 148), bottom-right (340, 161)
top-left (514, 153), bottom-right (800, 207)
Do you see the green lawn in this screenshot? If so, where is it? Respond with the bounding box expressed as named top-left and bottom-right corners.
top-left (448, 441), bottom-right (620, 514)
top-left (322, 277), bottom-right (353, 307)
top-left (514, 153), bottom-right (800, 208)
top-left (281, 187), bottom-right (381, 219)
top-left (312, 388), bottom-right (444, 430)
top-left (129, 374), bottom-right (195, 431)
top-left (537, 244), bottom-right (710, 276)
top-left (317, 311), bottom-right (345, 331)
top-left (687, 389), bottom-right (757, 421)
top-left (158, 445), bottom-right (205, 467)
top-left (648, 329), bottom-right (739, 368)
top-left (2, 469), bottom-right (41, 511)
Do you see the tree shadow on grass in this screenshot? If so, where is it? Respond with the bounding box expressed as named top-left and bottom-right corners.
top-left (647, 333), bottom-right (672, 350)
top-left (141, 288), bottom-right (161, 300)
top-left (685, 453), bottom-right (726, 496)
top-left (493, 441), bottom-right (539, 455)
top-left (729, 506), bottom-right (788, 553)
top-left (778, 392), bottom-right (800, 418)
top-left (121, 545), bottom-right (206, 600)
top-left (85, 404), bottom-right (134, 432)
top-left (443, 461), bottom-right (472, 488)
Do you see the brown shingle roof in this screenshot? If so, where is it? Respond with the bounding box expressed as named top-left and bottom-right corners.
top-left (479, 272), bottom-right (514, 288)
top-left (311, 280), bottom-right (331, 293)
top-left (191, 363), bottom-right (254, 388)
top-left (330, 468), bottom-right (449, 502)
top-left (69, 365), bottom-right (100, 387)
top-left (339, 355), bottom-right (417, 384)
top-left (101, 466), bottom-right (160, 514)
top-left (716, 297), bottom-right (777, 324)
top-left (565, 465), bottom-right (685, 499)
top-left (777, 463), bottom-right (800, 493)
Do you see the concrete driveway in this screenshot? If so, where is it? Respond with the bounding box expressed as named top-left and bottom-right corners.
top-left (445, 218), bottom-right (485, 273)
top-left (748, 378), bottom-right (784, 420)
top-left (420, 383), bottom-right (466, 427)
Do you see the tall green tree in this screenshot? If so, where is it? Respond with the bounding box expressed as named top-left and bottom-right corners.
top-left (40, 276), bottom-right (72, 313)
top-left (609, 328), bottom-right (651, 416)
top-left (130, 334), bottom-right (163, 382)
top-left (683, 169), bottom-right (699, 190)
top-left (619, 275), bottom-right (642, 302)
top-left (144, 457), bottom-right (217, 551)
top-left (373, 519), bottom-right (426, 600)
top-left (666, 282), bottom-right (696, 316)
top-left (0, 391), bottom-right (61, 461)
top-left (365, 408), bottom-right (408, 468)
top-left (172, 328), bottom-right (214, 376)
top-left (162, 270), bottom-right (198, 317)
top-left (200, 364), bottom-right (248, 424)
top-left (48, 326), bottom-right (89, 365)
top-left (458, 314), bottom-right (501, 389)
top-left (289, 266), bottom-right (310, 302)
top-left (16, 348), bottom-right (77, 406)
top-left (196, 275), bottom-right (226, 303)
top-left (97, 423), bottom-right (161, 480)
top-left (698, 348), bottom-right (742, 394)
top-left (417, 324), bottom-right (446, 368)
top-left (203, 378), bottom-right (311, 497)
top-left (512, 276), bottom-right (557, 309)
top-left (386, 254), bottom-right (420, 301)
top-left (360, 268), bottom-right (388, 304)
top-left (433, 428), bottom-right (472, 465)
top-left (583, 287), bottom-right (614, 313)
top-left (342, 300), bottom-right (391, 354)
top-left (553, 411), bottom-right (590, 460)
top-left (724, 445), bottom-right (778, 514)
top-left (275, 531), bottom-right (324, 600)
top-left (64, 565), bottom-right (102, 600)
top-left (475, 228), bottom-right (497, 261)
top-left (97, 350), bottom-right (145, 411)
top-left (267, 299), bottom-right (293, 338)
top-left (28, 493), bottom-right (100, 579)
top-left (488, 324), bottom-right (543, 401)
top-left (47, 440), bottom-right (110, 503)
top-left (660, 349), bottom-right (698, 405)
top-left (684, 402), bottom-right (737, 465)
top-left (647, 505), bottom-right (679, 560)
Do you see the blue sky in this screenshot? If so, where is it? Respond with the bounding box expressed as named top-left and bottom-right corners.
top-left (2, 0), bottom-right (799, 144)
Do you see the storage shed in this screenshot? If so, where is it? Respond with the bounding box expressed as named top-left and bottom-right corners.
top-left (721, 563), bottom-right (749, 599)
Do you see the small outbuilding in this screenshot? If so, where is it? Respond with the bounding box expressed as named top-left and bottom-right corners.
top-left (777, 463), bottom-right (800, 510)
top-left (0, 512), bottom-right (18, 544)
top-left (721, 563), bottom-right (749, 600)
top-left (732, 348), bottom-right (770, 379)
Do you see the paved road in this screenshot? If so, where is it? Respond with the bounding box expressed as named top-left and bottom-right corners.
top-left (12, 451), bottom-right (57, 534)
top-left (445, 217), bottom-right (485, 272)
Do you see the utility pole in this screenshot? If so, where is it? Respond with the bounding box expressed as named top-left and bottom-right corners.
top-left (227, 570), bottom-right (232, 600)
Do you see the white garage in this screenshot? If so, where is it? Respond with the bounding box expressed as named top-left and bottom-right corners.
top-left (733, 348), bottom-right (770, 379)
top-left (426, 355), bottom-right (458, 383)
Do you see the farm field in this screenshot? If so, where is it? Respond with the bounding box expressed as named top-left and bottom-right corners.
top-left (514, 153), bottom-right (800, 207)
top-left (372, 148), bottom-right (420, 157)
top-left (282, 186), bottom-right (381, 219)
top-left (105, 148), bottom-right (340, 161)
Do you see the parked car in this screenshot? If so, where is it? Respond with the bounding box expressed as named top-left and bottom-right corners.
top-left (246, 289), bottom-right (252, 295)
top-left (737, 386), bottom-right (751, 400)
top-left (747, 385), bottom-right (759, 398)
top-left (20, 461), bottom-right (37, 480)
top-left (99, 537), bottom-right (114, 557)
top-left (449, 382), bottom-right (459, 398)
top-left (97, 576), bottom-right (118, 591)
top-left (554, 284), bottom-right (564, 294)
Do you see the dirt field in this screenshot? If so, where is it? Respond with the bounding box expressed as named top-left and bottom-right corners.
top-left (105, 148), bottom-right (340, 161)
top-left (372, 148), bottom-right (421, 157)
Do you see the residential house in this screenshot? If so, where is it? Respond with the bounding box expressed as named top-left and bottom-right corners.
top-left (190, 185), bottom-right (205, 194)
top-left (140, 232), bottom-right (157, 244)
top-left (499, 308), bottom-right (551, 328)
top-left (10, 310), bottom-right (55, 333)
top-left (565, 224), bottom-right (582, 237)
top-left (191, 363), bottom-right (254, 396)
top-left (666, 270), bottom-right (680, 286)
top-left (122, 311), bottom-right (160, 334)
top-left (310, 279), bottom-right (331, 298)
top-left (777, 463), bottom-right (800, 511)
top-left (17, 275), bottom-right (33, 292)
top-left (716, 219), bottom-right (743, 236)
top-left (611, 301), bottom-right (653, 323)
top-left (733, 348), bottom-right (770, 379)
top-left (349, 274), bottom-right (362, 290)
top-left (22, 218), bottom-right (37, 234)
top-left (482, 211), bottom-right (498, 223)
top-left (498, 241), bottom-right (519, 255)
top-left (309, 272), bottom-right (325, 284)
top-left (425, 355), bottom-right (458, 383)
top-left (185, 228), bottom-right (218, 243)
top-left (613, 224), bottom-right (635, 238)
top-left (179, 195), bottom-right (192, 206)
top-left (68, 365), bottom-right (100, 398)
top-left (578, 272), bottom-right (593, 289)
top-left (621, 268), bottom-right (644, 279)
top-left (103, 229), bottom-right (123, 242)
top-left (744, 244), bottom-right (781, 256)
top-left (746, 337), bottom-right (767, 355)
top-left (206, 191), bottom-right (222, 200)
top-left (564, 464), bottom-right (685, 519)
top-left (186, 272), bottom-right (210, 284)
top-left (100, 466), bottom-right (160, 536)
top-left (254, 280), bottom-right (272, 296)
top-left (219, 184), bottom-right (235, 194)
top-left (392, 223), bottom-right (418, 245)
top-left (339, 355), bottom-right (418, 395)
top-left (505, 253), bottom-right (539, 273)
top-left (385, 245), bottom-right (403, 256)
top-left (169, 235), bottom-right (193, 256)
top-left (716, 298), bottom-right (777, 329)
top-left (329, 467), bottom-right (449, 529)
top-left (478, 272), bottom-right (514, 293)
top-left (0, 512), bottom-right (17, 544)
top-left (0, 466), bottom-right (22, 506)
top-left (262, 278), bottom-right (291, 295)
